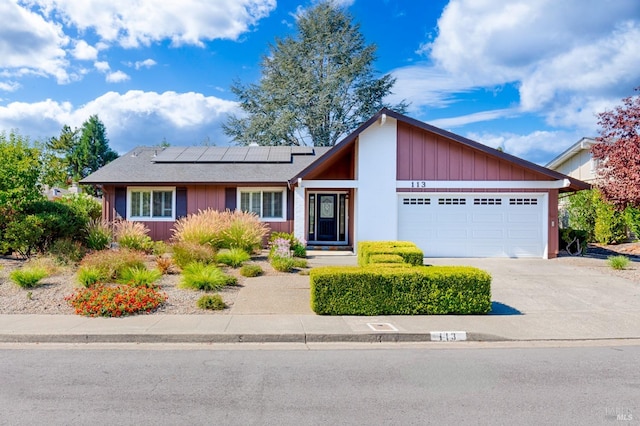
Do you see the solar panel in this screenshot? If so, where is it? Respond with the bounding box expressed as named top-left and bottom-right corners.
top-left (268, 147), bottom-right (292, 162)
top-left (245, 147), bottom-right (271, 162)
top-left (153, 147), bottom-right (187, 162)
top-left (222, 147), bottom-right (249, 162)
top-left (175, 146), bottom-right (208, 161)
top-left (198, 147), bottom-right (227, 161)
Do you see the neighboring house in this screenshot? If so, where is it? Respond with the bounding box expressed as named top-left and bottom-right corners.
top-left (81, 108), bottom-right (589, 259)
top-left (545, 137), bottom-right (598, 183)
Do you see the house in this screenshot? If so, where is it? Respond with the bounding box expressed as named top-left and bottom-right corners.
top-left (545, 137), bottom-right (598, 183)
top-left (81, 108), bottom-right (589, 259)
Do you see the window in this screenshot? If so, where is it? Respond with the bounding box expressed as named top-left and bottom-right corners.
top-left (128, 187), bottom-right (175, 221)
top-left (239, 188), bottom-right (286, 220)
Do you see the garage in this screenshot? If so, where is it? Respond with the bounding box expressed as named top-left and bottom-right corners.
top-left (397, 193), bottom-right (546, 258)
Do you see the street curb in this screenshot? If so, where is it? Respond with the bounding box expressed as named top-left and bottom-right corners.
top-left (0, 332), bottom-right (509, 344)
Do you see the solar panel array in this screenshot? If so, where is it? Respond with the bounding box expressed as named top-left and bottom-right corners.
top-left (153, 146), bottom-right (314, 163)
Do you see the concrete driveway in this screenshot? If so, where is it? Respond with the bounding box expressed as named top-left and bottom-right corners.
top-left (231, 254), bottom-right (640, 341)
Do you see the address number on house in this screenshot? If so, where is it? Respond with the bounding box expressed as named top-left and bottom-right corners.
top-left (410, 181), bottom-right (429, 188)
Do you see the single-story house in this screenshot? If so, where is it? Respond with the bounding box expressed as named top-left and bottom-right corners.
top-left (81, 108), bottom-right (589, 258)
top-left (546, 137), bottom-right (598, 183)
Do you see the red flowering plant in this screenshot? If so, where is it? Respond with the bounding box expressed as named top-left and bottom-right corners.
top-left (65, 284), bottom-right (167, 317)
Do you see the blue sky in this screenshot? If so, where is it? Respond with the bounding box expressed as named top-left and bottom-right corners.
top-left (2, 0), bottom-right (639, 165)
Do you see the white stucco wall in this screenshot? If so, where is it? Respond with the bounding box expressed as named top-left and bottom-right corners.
top-left (355, 116), bottom-right (398, 245)
top-left (293, 186), bottom-right (305, 243)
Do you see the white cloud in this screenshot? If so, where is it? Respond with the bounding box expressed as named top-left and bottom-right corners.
top-left (106, 70), bottom-right (130, 83)
top-left (394, 0), bottom-right (640, 134)
top-left (429, 108), bottom-right (518, 129)
top-left (133, 59), bottom-right (157, 70)
top-left (0, 90), bottom-right (240, 153)
top-left (71, 40), bottom-right (98, 60)
top-left (0, 0), bottom-right (69, 83)
top-left (28, 0), bottom-right (277, 48)
top-left (94, 61), bottom-right (110, 72)
top-left (0, 81), bottom-right (21, 92)
top-left (466, 130), bottom-right (585, 165)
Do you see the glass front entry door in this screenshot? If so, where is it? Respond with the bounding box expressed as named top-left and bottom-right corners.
top-left (308, 193), bottom-right (347, 244)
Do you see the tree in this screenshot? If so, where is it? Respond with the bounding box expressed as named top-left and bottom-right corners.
top-left (74, 115), bottom-right (118, 180)
top-left (591, 88), bottom-right (640, 209)
top-left (224, 2), bottom-right (406, 147)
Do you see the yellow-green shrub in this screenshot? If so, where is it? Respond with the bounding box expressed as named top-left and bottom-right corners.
top-left (310, 265), bottom-right (491, 315)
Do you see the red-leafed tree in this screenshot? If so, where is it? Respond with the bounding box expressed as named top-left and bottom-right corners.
top-left (591, 88), bottom-right (640, 210)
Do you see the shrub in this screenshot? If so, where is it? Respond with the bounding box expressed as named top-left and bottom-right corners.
top-left (58, 193), bottom-right (102, 221)
top-left (85, 218), bottom-right (112, 250)
top-left (155, 256), bottom-right (173, 275)
top-left (217, 248), bottom-right (251, 268)
top-left (48, 238), bottom-right (87, 264)
top-left (269, 232), bottom-right (306, 257)
top-left (151, 240), bottom-right (169, 256)
top-left (594, 194), bottom-right (627, 244)
top-left (9, 267), bottom-right (48, 288)
top-left (66, 285), bottom-right (167, 317)
top-left (608, 255), bottom-right (630, 270)
top-left (1, 215), bottom-right (45, 258)
top-left (240, 263), bottom-right (263, 277)
top-left (358, 241), bottom-right (424, 267)
top-left (79, 249), bottom-right (147, 282)
top-left (172, 208), bottom-right (226, 247)
top-left (180, 262), bottom-right (237, 291)
top-left (566, 189), bottom-right (597, 241)
top-left (77, 266), bottom-right (106, 287)
top-left (310, 265), bottom-right (492, 315)
top-left (171, 241), bottom-right (216, 269)
top-left (117, 266), bottom-right (162, 287)
top-left (196, 294), bottom-right (226, 310)
top-left (220, 210), bottom-right (268, 252)
top-left (269, 237), bottom-right (291, 259)
top-left (369, 254), bottom-right (405, 264)
top-left (114, 221), bottom-right (153, 252)
top-left (270, 256), bottom-right (296, 272)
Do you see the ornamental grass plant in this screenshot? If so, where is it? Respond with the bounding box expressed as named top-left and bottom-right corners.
top-left (180, 262), bottom-right (237, 291)
top-left (608, 255), bottom-right (630, 270)
top-left (85, 218), bottom-right (112, 251)
top-left (216, 248), bottom-right (251, 268)
top-left (117, 266), bottom-right (162, 287)
top-left (9, 267), bottom-right (48, 288)
top-left (114, 220), bottom-right (153, 252)
top-left (172, 208), bottom-right (226, 247)
top-left (220, 210), bottom-right (268, 252)
top-left (171, 241), bottom-right (216, 269)
top-left (78, 249), bottom-right (147, 284)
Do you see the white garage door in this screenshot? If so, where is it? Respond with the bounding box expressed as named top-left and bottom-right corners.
top-left (397, 194), bottom-right (546, 258)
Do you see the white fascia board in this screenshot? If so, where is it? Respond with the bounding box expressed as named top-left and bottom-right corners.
top-left (397, 179), bottom-right (570, 189)
top-left (298, 180), bottom-right (358, 189)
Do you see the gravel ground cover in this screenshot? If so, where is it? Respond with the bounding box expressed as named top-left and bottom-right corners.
top-left (0, 244), bottom-right (638, 315)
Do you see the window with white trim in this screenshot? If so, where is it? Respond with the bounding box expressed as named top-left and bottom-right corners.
top-left (127, 187), bottom-right (175, 221)
top-left (238, 188), bottom-right (286, 221)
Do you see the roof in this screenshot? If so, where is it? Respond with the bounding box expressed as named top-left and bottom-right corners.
top-left (545, 137), bottom-right (597, 170)
top-left (290, 108), bottom-right (591, 192)
top-left (81, 146), bottom-right (331, 185)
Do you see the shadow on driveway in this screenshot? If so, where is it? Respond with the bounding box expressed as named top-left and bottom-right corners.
top-left (489, 301), bottom-right (523, 315)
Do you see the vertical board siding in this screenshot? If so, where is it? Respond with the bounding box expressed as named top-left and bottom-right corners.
top-left (397, 121), bottom-right (553, 182)
top-left (187, 185), bottom-right (226, 214)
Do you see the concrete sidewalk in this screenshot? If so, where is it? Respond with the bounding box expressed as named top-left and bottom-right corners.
top-left (1, 254), bottom-right (639, 343)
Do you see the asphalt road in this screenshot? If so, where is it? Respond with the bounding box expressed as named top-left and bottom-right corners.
top-left (0, 343), bottom-right (638, 425)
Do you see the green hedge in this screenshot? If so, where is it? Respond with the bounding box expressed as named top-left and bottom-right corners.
top-left (358, 241), bottom-right (423, 267)
top-left (369, 254), bottom-right (405, 264)
top-left (310, 265), bottom-right (491, 315)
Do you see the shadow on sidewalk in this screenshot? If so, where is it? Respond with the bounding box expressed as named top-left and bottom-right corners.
top-left (489, 301), bottom-right (522, 315)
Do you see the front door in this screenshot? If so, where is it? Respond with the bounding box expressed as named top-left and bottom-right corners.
top-left (317, 194), bottom-right (337, 241)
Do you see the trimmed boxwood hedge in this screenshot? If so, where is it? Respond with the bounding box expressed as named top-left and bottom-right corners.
top-left (358, 241), bottom-right (423, 266)
top-left (310, 265), bottom-right (491, 315)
